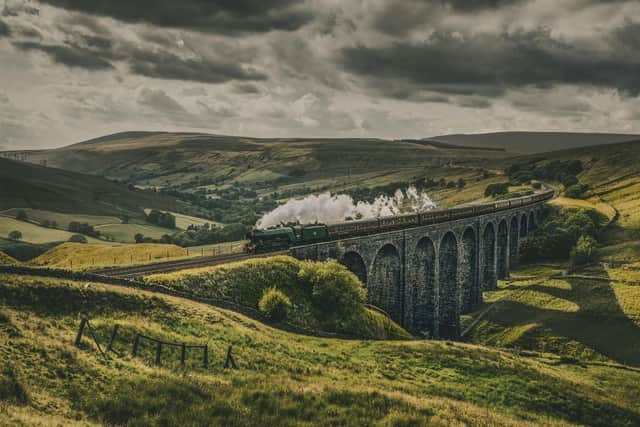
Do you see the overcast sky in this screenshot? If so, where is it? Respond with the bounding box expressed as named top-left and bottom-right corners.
top-left (1, 0), bottom-right (639, 149)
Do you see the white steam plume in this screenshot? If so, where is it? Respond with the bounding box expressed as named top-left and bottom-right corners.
top-left (257, 186), bottom-right (436, 228)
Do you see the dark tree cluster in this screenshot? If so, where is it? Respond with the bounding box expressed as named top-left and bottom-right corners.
top-left (520, 206), bottom-right (605, 262)
top-left (135, 223), bottom-right (250, 247)
top-left (507, 159), bottom-right (583, 185)
top-left (145, 210), bottom-right (176, 229)
top-left (484, 182), bottom-right (510, 197)
top-left (68, 222), bottom-right (100, 238)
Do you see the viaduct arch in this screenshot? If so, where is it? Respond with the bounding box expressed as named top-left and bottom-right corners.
top-left (291, 202), bottom-right (546, 339)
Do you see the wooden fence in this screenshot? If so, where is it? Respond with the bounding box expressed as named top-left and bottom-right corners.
top-left (74, 318), bottom-right (237, 369)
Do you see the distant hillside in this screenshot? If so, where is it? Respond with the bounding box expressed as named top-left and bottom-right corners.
top-left (2, 131), bottom-right (510, 195)
top-left (0, 158), bottom-right (184, 217)
top-left (429, 132), bottom-right (640, 154)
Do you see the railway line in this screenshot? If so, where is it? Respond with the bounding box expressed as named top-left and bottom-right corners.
top-left (96, 189), bottom-right (554, 279)
top-left (93, 250), bottom-right (288, 279)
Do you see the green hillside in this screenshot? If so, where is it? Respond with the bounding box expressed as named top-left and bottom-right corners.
top-left (0, 158), bottom-right (186, 218)
top-left (2, 273), bottom-right (640, 426)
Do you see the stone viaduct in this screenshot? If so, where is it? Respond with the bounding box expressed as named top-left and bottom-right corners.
top-left (290, 203), bottom-right (545, 340)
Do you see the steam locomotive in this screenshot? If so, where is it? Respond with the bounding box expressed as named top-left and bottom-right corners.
top-left (244, 189), bottom-right (554, 253)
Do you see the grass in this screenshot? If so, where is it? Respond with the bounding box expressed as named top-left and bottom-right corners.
top-left (94, 223), bottom-right (174, 243)
top-left (0, 208), bottom-right (122, 228)
top-left (0, 217), bottom-right (105, 245)
top-left (30, 242), bottom-right (190, 270)
top-left (466, 264), bottom-right (640, 366)
top-left (187, 240), bottom-right (248, 257)
top-left (0, 251), bottom-right (18, 265)
top-left (2, 273), bottom-right (640, 426)
top-left (146, 255), bottom-right (410, 339)
top-left (144, 208), bottom-right (222, 230)
top-left (550, 196), bottom-right (616, 222)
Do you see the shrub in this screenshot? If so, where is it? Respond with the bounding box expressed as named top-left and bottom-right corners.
top-left (484, 183), bottom-right (510, 197)
top-left (258, 288), bottom-right (291, 322)
top-left (146, 210), bottom-right (176, 229)
top-left (561, 175), bottom-right (578, 188)
top-left (299, 262), bottom-right (366, 331)
top-left (68, 234), bottom-right (88, 243)
top-left (15, 210), bottom-right (27, 221)
top-left (570, 235), bottom-right (598, 266)
top-left (68, 222), bottom-right (100, 237)
top-left (8, 230), bottom-right (22, 241)
top-left (564, 184), bottom-right (589, 199)
top-left (531, 182), bottom-right (542, 190)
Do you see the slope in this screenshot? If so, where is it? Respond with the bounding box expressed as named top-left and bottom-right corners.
top-left (1, 273), bottom-right (640, 426)
top-left (0, 157), bottom-right (186, 217)
top-left (430, 131), bottom-right (639, 154)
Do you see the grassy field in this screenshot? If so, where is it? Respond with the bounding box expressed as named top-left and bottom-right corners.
top-left (30, 242), bottom-right (190, 270)
top-left (0, 208), bottom-right (122, 227)
top-left (94, 223), bottom-right (174, 243)
top-left (0, 251), bottom-right (18, 265)
top-left (0, 217), bottom-right (106, 245)
top-left (144, 208), bottom-right (222, 230)
top-left (466, 264), bottom-right (640, 366)
top-left (2, 273), bottom-right (640, 426)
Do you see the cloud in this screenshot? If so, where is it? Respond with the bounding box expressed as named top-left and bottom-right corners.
top-left (338, 28), bottom-right (640, 98)
top-left (37, 0), bottom-right (313, 35)
top-left (128, 49), bottom-right (267, 84)
top-left (137, 88), bottom-right (186, 114)
top-left (13, 41), bottom-right (114, 69)
top-left (0, 19), bottom-right (10, 37)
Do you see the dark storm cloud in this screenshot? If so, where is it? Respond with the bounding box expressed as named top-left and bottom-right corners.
top-left (37, 0), bottom-right (313, 35)
top-left (129, 49), bottom-right (267, 84)
top-left (0, 19), bottom-right (10, 37)
top-left (13, 41), bottom-right (114, 69)
top-left (339, 29), bottom-right (640, 98)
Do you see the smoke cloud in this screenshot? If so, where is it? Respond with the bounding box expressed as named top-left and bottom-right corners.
top-left (257, 186), bottom-right (436, 228)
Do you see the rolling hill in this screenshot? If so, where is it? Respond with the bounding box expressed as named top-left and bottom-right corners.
top-left (0, 157), bottom-right (186, 217)
top-left (2, 272), bottom-right (640, 426)
top-left (429, 132), bottom-right (639, 154)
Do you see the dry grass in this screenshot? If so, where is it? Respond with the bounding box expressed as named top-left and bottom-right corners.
top-left (30, 242), bottom-right (191, 270)
top-left (0, 251), bottom-right (18, 265)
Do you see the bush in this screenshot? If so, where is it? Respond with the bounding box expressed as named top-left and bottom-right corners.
top-left (561, 175), bottom-right (579, 188)
top-left (68, 234), bottom-right (88, 243)
top-left (570, 235), bottom-right (598, 266)
top-left (146, 210), bottom-right (176, 229)
top-left (532, 182), bottom-right (542, 190)
top-left (299, 262), bottom-right (366, 331)
top-left (258, 288), bottom-right (291, 322)
top-left (564, 184), bottom-right (589, 199)
top-left (15, 210), bottom-right (27, 221)
top-left (8, 230), bottom-right (22, 241)
top-left (68, 222), bottom-right (100, 237)
top-left (484, 183), bottom-right (510, 197)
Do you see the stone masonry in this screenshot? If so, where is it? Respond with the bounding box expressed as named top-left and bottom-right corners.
top-left (290, 205), bottom-right (543, 340)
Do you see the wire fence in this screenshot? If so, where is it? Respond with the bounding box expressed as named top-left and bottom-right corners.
top-left (74, 318), bottom-right (237, 370)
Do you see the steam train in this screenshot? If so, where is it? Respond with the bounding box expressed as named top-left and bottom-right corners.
top-left (244, 189), bottom-right (554, 253)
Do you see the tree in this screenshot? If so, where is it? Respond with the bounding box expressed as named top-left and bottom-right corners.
top-left (570, 235), bottom-right (598, 266)
top-left (68, 234), bottom-right (88, 243)
top-left (457, 178), bottom-right (466, 189)
top-left (15, 210), bottom-right (27, 221)
top-left (485, 182), bottom-right (510, 197)
top-left (8, 230), bottom-right (22, 240)
top-left (134, 233), bottom-right (145, 243)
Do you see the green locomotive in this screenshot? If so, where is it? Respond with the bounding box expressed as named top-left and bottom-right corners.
top-left (245, 224), bottom-right (329, 252)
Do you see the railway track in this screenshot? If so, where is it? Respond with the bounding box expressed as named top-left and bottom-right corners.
top-left (93, 250), bottom-right (289, 279)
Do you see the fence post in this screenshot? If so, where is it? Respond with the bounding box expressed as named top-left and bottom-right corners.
top-left (106, 325), bottom-right (119, 352)
top-left (74, 318), bottom-right (87, 346)
top-left (203, 344), bottom-right (208, 368)
top-left (132, 334), bottom-right (140, 356)
top-left (181, 343), bottom-right (186, 366)
top-left (224, 345), bottom-right (238, 369)
top-left (155, 341), bottom-right (162, 365)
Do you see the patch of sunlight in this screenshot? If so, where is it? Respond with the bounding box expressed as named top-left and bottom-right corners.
top-left (496, 323), bottom-right (540, 346)
top-left (506, 289), bottom-right (579, 313)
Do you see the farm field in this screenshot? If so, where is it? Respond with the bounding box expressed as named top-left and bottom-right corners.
top-left (0, 217), bottom-right (106, 245)
top-left (94, 223), bottom-right (174, 243)
top-left (30, 242), bottom-right (190, 270)
top-left (2, 273), bottom-right (640, 426)
top-left (0, 208), bottom-right (122, 227)
top-left (144, 208), bottom-right (221, 230)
